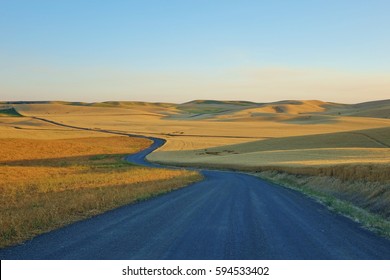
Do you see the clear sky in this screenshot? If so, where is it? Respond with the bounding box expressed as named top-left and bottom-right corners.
top-left (1, 0), bottom-right (389, 103)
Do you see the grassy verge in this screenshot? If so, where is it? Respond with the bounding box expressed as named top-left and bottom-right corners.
top-left (255, 170), bottom-right (390, 238)
top-left (0, 137), bottom-right (202, 248)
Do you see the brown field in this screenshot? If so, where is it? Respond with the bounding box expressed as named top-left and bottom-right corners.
top-left (1, 99), bottom-right (389, 242)
top-left (0, 136), bottom-right (201, 248)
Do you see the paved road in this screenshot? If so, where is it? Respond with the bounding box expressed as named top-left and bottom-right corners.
top-left (1, 137), bottom-right (390, 259)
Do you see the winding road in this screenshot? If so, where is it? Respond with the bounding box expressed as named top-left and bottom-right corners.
top-left (1, 136), bottom-right (390, 259)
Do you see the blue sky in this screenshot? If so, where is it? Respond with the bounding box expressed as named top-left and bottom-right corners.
top-left (1, 0), bottom-right (389, 103)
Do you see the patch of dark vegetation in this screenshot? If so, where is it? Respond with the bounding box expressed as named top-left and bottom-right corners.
top-left (273, 106), bottom-right (285, 113)
top-left (0, 107), bottom-right (23, 117)
top-left (2, 101), bottom-right (51, 105)
top-left (202, 149), bottom-right (239, 156)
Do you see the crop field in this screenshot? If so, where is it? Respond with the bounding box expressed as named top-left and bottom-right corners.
top-left (0, 136), bottom-right (201, 248)
top-left (1, 99), bottom-right (389, 242)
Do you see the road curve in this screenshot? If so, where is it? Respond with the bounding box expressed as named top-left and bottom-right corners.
top-left (1, 137), bottom-right (390, 259)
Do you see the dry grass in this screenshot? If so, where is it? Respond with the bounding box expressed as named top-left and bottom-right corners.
top-left (0, 137), bottom-right (201, 248)
top-left (0, 136), bottom-right (152, 162)
top-left (256, 170), bottom-right (390, 237)
top-left (256, 164), bottom-right (390, 182)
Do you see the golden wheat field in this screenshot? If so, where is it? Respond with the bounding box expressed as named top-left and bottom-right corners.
top-left (0, 136), bottom-right (201, 247)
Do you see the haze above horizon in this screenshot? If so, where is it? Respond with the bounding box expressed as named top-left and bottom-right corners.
top-left (1, 0), bottom-right (389, 103)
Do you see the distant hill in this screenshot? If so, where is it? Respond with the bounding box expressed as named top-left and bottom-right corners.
top-left (345, 99), bottom-right (390, 118)
top-left (182, 100), bottom-right (258, 106)
top-left (3, 99), bottom-right (389, 119)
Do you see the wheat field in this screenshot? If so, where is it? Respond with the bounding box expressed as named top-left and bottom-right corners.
top-left (0, 136), bottom-right (201, 248)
